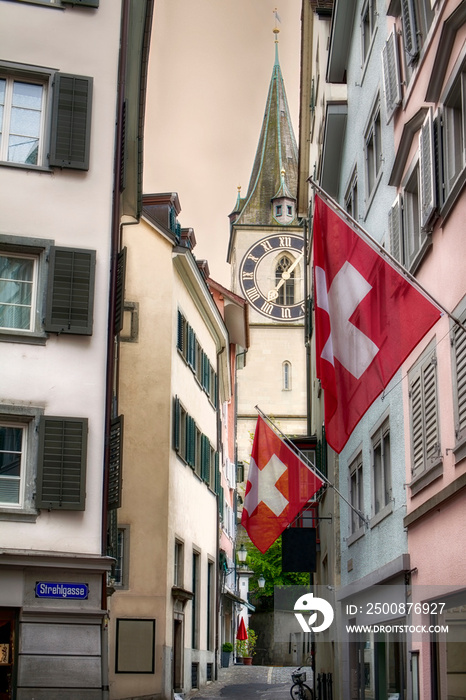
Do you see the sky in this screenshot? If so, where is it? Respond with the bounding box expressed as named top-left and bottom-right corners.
top-left (144, 0), bottom-right (302, 287)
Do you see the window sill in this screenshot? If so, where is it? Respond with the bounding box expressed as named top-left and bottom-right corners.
top-left (0, 160), bottom-right (53, 173)
top-left (0, 509), bottom-right (38, 522)
top-left (0, 330), bottom-right (47, 345)
top-left (409, 457), bottom-right (443, 496)
top-left (369, 501), bottom-right (393, 529)
top-left (347, 527), bottom-right (365, 547)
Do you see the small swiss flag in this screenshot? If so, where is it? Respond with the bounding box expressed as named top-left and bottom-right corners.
top-left (241, 416), bottom-right (324, 553)
top-left (313, 195), bottom-right (441, 454)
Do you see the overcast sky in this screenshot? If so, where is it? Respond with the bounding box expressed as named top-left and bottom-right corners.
top-left (144, 0), bottom-right (302, 287)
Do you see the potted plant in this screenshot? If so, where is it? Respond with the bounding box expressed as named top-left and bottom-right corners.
top-left (221, 642), bottom-right (233, 667)
top-left (235, 628), bottom-right (257, 665)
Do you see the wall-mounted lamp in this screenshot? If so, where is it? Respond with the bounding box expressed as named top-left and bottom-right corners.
top-left (258, 575), bottom-right (265, 589)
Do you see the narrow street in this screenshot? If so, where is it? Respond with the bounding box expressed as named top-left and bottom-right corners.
top-left (187, 664), bottom-right (314, 700)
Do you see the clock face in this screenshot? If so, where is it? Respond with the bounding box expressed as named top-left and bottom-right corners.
top-left (239, 234), bottom-right (305, 320)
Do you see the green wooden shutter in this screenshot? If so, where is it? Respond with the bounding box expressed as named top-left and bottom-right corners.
top-left (44, 246), bottom-right (96, 335)
top-left (114, 248), bottom-right (127, 335)
top-left (36, 416), bottom-right (87, 510)
top-left (177, 311), bottom-right (184, 352)
top-left (49, 73), bottom-right (93, 170)
top-left (173, 397), bottom-right (181, 452)
top-left (186, 415), bottom-right (195, 467)
top-left (61, 0), bottom-right (99, 6)
top-left (201, 435), bottom-right (210, 483)
top-left (108, 416), bottom-right (124, 510)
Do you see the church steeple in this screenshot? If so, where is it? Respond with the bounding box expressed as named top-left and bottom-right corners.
top-left (232, 28), bottom-right (298, 227)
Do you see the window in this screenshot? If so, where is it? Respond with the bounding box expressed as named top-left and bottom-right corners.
top-left (9, 0), bottom-right (99, 6)
top-left (409, 341), bottom-right (441, 485)
top-left (442, 71), bottom-right (466, 202)
top-left (283, 361), bottom-right (291, 390)
top-left (113, 525), bottom-right (130, 589)
top-left (207, 561), bottom-right (214, 650)
top-left (275, 205), bottom-right (282, 217)
top-left (275, 256), bottom-right (295, 305)
top-left (403, 161), bottom-right (427, 269)
top-left (349, 452), bottom-right (364, 535)
top-left (371, 419), bottom-right (391, 515)
top-left (174, 539), bottom-right (184, 587)
top-left (364, 101), bottom-right (382, 199)
top-left (361, 0), bottom-right (377, 65)
top-left (0, 253), bottom-right (37, 331)
top-left (192, 551), bottom-right (200, 649)
top-left (0, 65), bottom-right (93, 171)
top-left (0, 422), bottom-right (25, 506)
top-left (0, 237), bottom-right (96, 342)
top-left (173, 397), bottom-right (217, 489)
top-left (344, 168), bottom-right (358, 220)
top-left (401, 0), bottom-right (434, 68)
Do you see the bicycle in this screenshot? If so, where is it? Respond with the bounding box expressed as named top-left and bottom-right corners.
top-left (290, 667), bottom-right (313, 699)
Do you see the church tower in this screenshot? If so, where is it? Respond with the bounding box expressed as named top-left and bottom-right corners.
top-left (227, 28), bottom-right (307, 472)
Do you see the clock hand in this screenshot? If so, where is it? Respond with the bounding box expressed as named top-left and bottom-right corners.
top-left (266, 252), bottom-right (304, 301)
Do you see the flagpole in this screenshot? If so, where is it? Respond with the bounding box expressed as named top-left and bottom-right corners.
top-left (254, 406), bottom-right (370, 527)
top-left (308, 178), bottom-right (466, 335)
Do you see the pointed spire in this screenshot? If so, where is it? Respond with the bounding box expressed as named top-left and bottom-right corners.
top-left (234, 22), bottom-right (298, 227)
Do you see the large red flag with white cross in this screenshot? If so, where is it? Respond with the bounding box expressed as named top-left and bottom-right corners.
top-left (241, 416), bottom-right (324, 553)
top-left (313, 195), bottom-right (441, 454)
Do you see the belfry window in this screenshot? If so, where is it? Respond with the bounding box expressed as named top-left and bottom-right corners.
top-left (275, 255), bottom-right (295, 305)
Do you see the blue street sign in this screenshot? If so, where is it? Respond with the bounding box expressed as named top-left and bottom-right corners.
top-left (35, 582), bottom-right (89, 600)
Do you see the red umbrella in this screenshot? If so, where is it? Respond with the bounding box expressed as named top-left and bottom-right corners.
top-left (236, 617), bottom-right (248, 640)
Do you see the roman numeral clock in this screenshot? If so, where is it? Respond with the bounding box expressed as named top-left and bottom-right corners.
top-left (239, 234), bottom-right (305, 320)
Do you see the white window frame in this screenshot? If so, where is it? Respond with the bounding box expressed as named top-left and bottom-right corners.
top-left (401, 156), bottom-right (431, 272)
top-left (348, 451), bottom-right (365, 540)
top-left (364, 99), bottom-right (382, 202)
top-left (0, 65), bottom-right (53, 170)
top-left (371, 417), bottom-right (392, 522)
top-left (0, 404), bottom-right (43, 521)
top-left (0, 251), bottom-right (38, 333)
top-left (361, 0), bottom-right (377, 68)
top-left (344, 167), bottom-right (358, 220)
top-left (441, 66), bottom-right (466, 212)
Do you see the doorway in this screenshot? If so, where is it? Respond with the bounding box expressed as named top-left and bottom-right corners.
top-left (173, 613), bottom-right (184, 693)
top-left (0, 609), bottom-right (16, 700)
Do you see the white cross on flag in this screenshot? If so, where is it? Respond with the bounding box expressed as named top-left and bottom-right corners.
top-left (241, 416), bottom-right (324, 553)
top-left (313, 195), bottom-right (441, 454)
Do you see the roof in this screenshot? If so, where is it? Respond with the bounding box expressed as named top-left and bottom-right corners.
top-left (232, 36), bottom-right (298, 227)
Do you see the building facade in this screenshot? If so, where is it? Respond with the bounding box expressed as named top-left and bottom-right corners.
top-left (108, 193), bottom-right (233, 699)
top-left (0, 1), bottom-right (152, 698)
top-left (301, 0), bottom-right (466, 698)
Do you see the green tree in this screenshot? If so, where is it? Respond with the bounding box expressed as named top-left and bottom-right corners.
top-left (244, 538), bottom-right (310, 612)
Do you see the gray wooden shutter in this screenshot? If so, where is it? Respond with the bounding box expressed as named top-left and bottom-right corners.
top-left (115, 248), bottom-right (127, 335)
top-left (36, 416), bottom-right (87, 510)
top-left (382, 27), bottom-right (402, 123)
top-left (108, 416), bottom-right (124, 510)
top-left (453, 321), bottom-right (466, 440)
top-left (49, 73), bottom-right (93, 171)
top-left (388, 195), bottom-right (403, 263)
top-left (401, 0), bottom-right (419, 65)
top-left (61, 0), bottom-right (99, 6)
top-left (409, 350), bottom-right (439, 476)
top-left (44, 246), bottom-right (96, 335)
top-left (419, 109), bottom-right (436, 229)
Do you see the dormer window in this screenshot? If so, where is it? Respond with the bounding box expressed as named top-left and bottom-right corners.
top-left (276, 205), bottom-right (282, 217)
top-left (287, 205), bottom-right (293, 216)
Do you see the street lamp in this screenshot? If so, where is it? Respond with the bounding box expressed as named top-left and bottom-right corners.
top-left (258, 575), bottom-right (265, 589)
top-left (237, 544), bottom-right (247, 566)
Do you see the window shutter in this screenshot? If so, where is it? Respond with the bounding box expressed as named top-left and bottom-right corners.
top-left (173, 396), bottom-right (181, 452)
top-left (61, 0), bottom-right (99, 6)
top-left (410, 350), bottom-right (439, 476)
top-left (186, 415), bottom-right (195, 468)
top-left (401, 0), bottom-right (419, 65)
top-left (382, 28), bottom-right (402, 123)
top-left (423, 358), bottom-right (438, 461)
top-left (49, 73), bottom-right (93, 171)
top-left (453, 322), bottom-right (466, 439)
top-left (108, 416), bottom-right (124, 510)
top-left (177, 311), bottom-right (184, 352)
top-left (44, 246), bottom-right (96, 335)
top-left (201, 435), bottom-right (210, 483)
top-left (419, 109), bottom-right (436, 229)
top-left (115, 247), bottom-right (127, 335)
top-left (36, 416), bottom-right (87, 510)
top-left (388, 194), bottom-right (403, 263)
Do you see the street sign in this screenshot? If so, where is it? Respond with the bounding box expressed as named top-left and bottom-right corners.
top-left (35, 582), bottom-right (89, 600)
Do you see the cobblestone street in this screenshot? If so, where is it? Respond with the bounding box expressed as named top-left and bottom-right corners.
top-left (186, 664), bottom-right (313, 699)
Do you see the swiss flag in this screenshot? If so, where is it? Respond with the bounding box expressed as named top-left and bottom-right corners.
top-left (313, 195), bottom-right (441, 454)
top-left (241, 416), bottom-right (324, 553)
